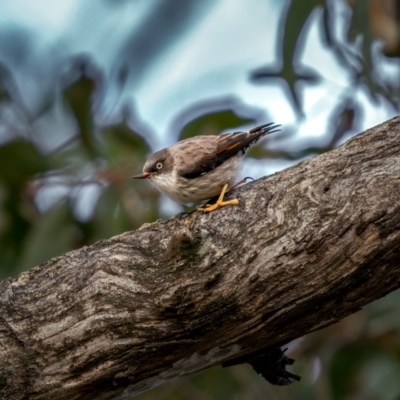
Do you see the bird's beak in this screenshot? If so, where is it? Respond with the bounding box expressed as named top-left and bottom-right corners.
top-left (131, 172), bottom-right (152, 179)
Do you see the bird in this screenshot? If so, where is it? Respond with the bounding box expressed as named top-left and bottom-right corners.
top-left (132, 123), bottom-right (280, 212)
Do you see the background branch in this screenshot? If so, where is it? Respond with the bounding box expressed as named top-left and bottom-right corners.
top-left (1, 116), bottom-right (400, 400)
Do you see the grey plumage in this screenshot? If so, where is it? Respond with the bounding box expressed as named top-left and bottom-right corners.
top-left (132, 123), bottom-right (280, 205)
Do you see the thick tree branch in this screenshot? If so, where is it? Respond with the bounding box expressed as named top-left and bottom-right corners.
top-left (1, 116), bottom-right (400, 400)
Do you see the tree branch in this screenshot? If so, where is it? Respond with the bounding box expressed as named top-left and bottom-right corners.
top-left (1, 116), bottom-right (400, 400)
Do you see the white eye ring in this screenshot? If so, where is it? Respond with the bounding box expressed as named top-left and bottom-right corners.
top-left (156, 162), bottom-right (163, 170)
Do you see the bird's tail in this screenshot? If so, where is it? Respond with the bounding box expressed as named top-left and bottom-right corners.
top-left (247, 122), bottom-right (281, 146)
top-left (216, 122), bottom-right (280, 163)
top-left (233, 122), bottom-right (281, 154)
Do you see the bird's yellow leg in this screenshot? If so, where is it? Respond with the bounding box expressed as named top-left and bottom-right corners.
top-left (197, 183), bottom-right (239, 213)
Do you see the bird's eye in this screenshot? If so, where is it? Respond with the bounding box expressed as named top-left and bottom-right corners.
top-left (156, 162), bottom-right (163, 170)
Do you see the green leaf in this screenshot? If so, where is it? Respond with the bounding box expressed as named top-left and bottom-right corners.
top-left (179, 110), bottom-right (256, 141)
top-left (63, 76), bottom-right (97, 157)
top-left (100, 123), bottom-right (150, 168)
top-left (0, 140), bottom-right (48, 187)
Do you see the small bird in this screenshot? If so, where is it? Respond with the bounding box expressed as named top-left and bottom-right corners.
top-left (132, 123), bottom-right (280, 212)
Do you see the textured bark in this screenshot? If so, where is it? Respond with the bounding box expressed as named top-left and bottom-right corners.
top-left (1, 116), bottom-right (400, 400)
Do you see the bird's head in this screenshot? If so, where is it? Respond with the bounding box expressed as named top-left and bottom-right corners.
top-left (131, 148), bottom-right (173, 180)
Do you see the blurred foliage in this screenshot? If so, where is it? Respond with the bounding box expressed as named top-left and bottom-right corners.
top-left (179, 110), bottom-right (256, 141)
top-left (0, 74), bottom-right (160, 277)
top-left (252, 0), bottom-right (400, 116)
top-left (0, 0), bottom-right (399, 399)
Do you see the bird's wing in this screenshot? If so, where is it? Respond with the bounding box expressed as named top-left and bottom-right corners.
top-left (177, 123), bottom-right (280, 179)
top-left (175, 136), bottom-right (219, 179)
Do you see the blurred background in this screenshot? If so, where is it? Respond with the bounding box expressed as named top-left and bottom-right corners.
top-left (0, 0), bottom-right (399, 399)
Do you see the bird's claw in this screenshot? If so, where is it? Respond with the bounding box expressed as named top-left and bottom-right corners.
top-left (197, 183), bottom-right (240, 213)
top-left (197, 198), bottom-right (239, 213)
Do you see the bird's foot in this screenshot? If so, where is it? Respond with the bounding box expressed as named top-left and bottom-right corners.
top-left (197, 183), bottom-right (239, 213)
top-left (197, 198), bottom-right (239, 213)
